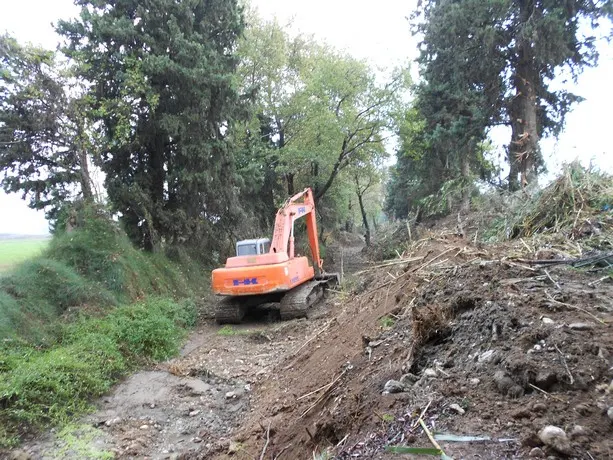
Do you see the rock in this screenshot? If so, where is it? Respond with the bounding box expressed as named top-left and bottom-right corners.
top-left (541, 317), bottom-right (554, 325)
top-left (532, 403), bottom-right (547, 413)
top-left (449, 403), bottom-right (465, 415)
top-left (478, 350), bottom-right (496, 363)
top-left (189, 410), bottom-right (201, 417)
top-left (569, 425), bottom-right (589, 439)
top-left (535, 371), bottom-right (558, 391)
top-left (493, 370), bottom-right (524, 398)
top-left (574, 403), bottom-right (592, 416)
top-left (383, 380), bottom-right (406, 394)
top-left (140, 424), bottom-right (149, 430)
top-left (400, 373), bottom-right (419, 385)
top-left (225, 391), bottom-right (237, 399)
top-left (528, 447), bottom-right (545, 458)
top-left (469, 378), bottom-right (481, 386)
top-left (538, 426), bottom-right (572, 455)
top-left (228, 441), bottom-right (242, 454)
top-left (423, 368), bottom-right (437, 378)
top-left (608, 406), bottom-right (613, 422)
top-left (568, 322), bottom-right (594, 331)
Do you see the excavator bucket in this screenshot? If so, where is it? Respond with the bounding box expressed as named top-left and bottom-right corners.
top-left (315, 272), bottom-right (341, 286)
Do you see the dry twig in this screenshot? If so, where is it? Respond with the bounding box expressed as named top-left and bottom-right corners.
top-left (260, 421), bottom-right (271, 460)
top-left (554, 344), bottom-right (574, 385)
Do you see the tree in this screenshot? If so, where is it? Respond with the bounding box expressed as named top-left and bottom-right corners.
top-left (0, 34), bottom-right (96, 223)
top-left (57, 0), bottom-right (245, 252)
top-left (350, 161), bottom-right (381, 246)
top-left (411, 0), bottom-right (611, 191)
top-left (237, 15), bottom-right (407, 231)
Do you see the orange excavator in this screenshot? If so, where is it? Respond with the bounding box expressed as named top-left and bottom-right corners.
top-left (211, 188), bottom-right (339, 323)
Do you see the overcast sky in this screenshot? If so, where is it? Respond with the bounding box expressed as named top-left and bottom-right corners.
top-left (1, 0), bottom-right (611, 234)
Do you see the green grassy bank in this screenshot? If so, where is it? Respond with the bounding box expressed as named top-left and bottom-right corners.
top-left (0, 207), bottom-right (203, 447)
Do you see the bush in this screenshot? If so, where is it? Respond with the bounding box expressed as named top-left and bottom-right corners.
top-left (0, 297), bottom-right (195, 447)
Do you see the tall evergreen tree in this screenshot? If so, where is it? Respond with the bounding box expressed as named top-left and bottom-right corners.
top-left (57, 0), bottom-right (245, 252)
top-left (410, 0), bottom-right (611, 192)
top-left (0, 34), bottom-right (95, 223)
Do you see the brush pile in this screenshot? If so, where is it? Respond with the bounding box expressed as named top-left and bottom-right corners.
top-left (491, 162), bottom-right (613, 242)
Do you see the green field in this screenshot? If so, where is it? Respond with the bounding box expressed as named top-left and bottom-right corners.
top-left (0, 238), bottom-right (50, 273)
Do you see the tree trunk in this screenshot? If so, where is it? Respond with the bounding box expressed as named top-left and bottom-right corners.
top-left (460, 146), bottom-right (471, 212)
top-left (509, 0), bottom-right (540, 189)
top-left (77, 150), bottom-right (94, 202)
top-left (286, 172), bottom-right (295, 196)
top-left (357, 192), bottom-right (370, 247)
top-left (345, 199), bottom-right (353, 232)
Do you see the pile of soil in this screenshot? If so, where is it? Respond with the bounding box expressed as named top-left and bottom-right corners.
top-left (200, 229), bottom-right (613, 459)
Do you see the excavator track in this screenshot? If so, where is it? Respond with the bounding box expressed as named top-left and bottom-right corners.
top-left (279, 280), bottom-right (326, 321)
top-left (215, 298), bottom-right (248, 324)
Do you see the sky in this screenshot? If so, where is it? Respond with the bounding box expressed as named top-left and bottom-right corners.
top-left (0, 0), bottom-right (611, 234)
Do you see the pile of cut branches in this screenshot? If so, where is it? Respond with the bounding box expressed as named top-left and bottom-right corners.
top-left (490, 162), bottom-right (613, 241)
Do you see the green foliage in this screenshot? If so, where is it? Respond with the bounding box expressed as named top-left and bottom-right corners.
top-left (379, 316), bottom-right (395, 329)
top-left (236, 14), bottom-right (407, 232)
top-left (485, 162), bottom-right (613, 240)
top-left (55, 424), bottom-right (114, 459)
top-left (57, 0), bottom-right (246, 253)
top-left (0, 206), bottom-right (196, 343)
top-left (0, 34), bottom-right (96, 222)
top-left (0, 259), bottom-right (116, 342)
top-left (0, 297), bottom-right (193, 447)
top-left (409, 0), bottom-right (610, 192)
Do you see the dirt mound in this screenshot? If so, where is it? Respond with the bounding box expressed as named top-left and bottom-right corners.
top-left (199, 229), bottom-right (613, 460)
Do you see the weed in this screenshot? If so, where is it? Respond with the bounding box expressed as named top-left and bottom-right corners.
top-left (218, 325), bottom-right (237, 336)
top-left (55, 424), bottom-right (114, 459)
top-left (0, 297), bottom-right (194, 447)
top-left (379, 316), bottom-right (395, 329)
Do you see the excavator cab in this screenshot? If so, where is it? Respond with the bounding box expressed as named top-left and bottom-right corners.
top-left (236, 238), bottom-right (271, 256)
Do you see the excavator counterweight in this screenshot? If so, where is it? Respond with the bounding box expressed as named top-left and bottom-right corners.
top-left (211, 188), bottom-right (339, 323)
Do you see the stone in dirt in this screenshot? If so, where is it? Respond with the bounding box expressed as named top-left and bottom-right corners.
top-left (449, 403), bottom-right (465, 415)
top-left (383, 380), bottom-right (406, 394)
top-left (528, 447), bottom-right (545, 458)
top-left (400, 373), bottom-right (419, 385)
top-left (541, 317), bottom-right (554, 325)
top-left (608, 407), bottom-right (613, 422)
top-left (493, 370), bottom-right (524, 398)
top-left (478, 350), bottom-right (496, 363)
top-left (423, 368), bottom-right (437, 378)
top-left (569, 425), bottom-right (589, 439)
top-left (538, 426), bottom-right (572, 455)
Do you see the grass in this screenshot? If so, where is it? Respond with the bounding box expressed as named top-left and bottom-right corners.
top-left (0, 205), bottom-right (202, 447)
top-left (0, 207), bottom-right (194, 343)
top-left (379, 316), bottom-right (396, 329)
top-left (0, 238), bottom-right (49, 273)
top-left (0, 297), bottom-right (197, 447)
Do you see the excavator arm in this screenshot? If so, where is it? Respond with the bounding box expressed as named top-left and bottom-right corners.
top-left (270, 188), bottom-right (324, 273)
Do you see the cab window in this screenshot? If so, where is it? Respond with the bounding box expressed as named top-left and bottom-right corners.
top-left (237, 243), bottom-right (257, 256)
